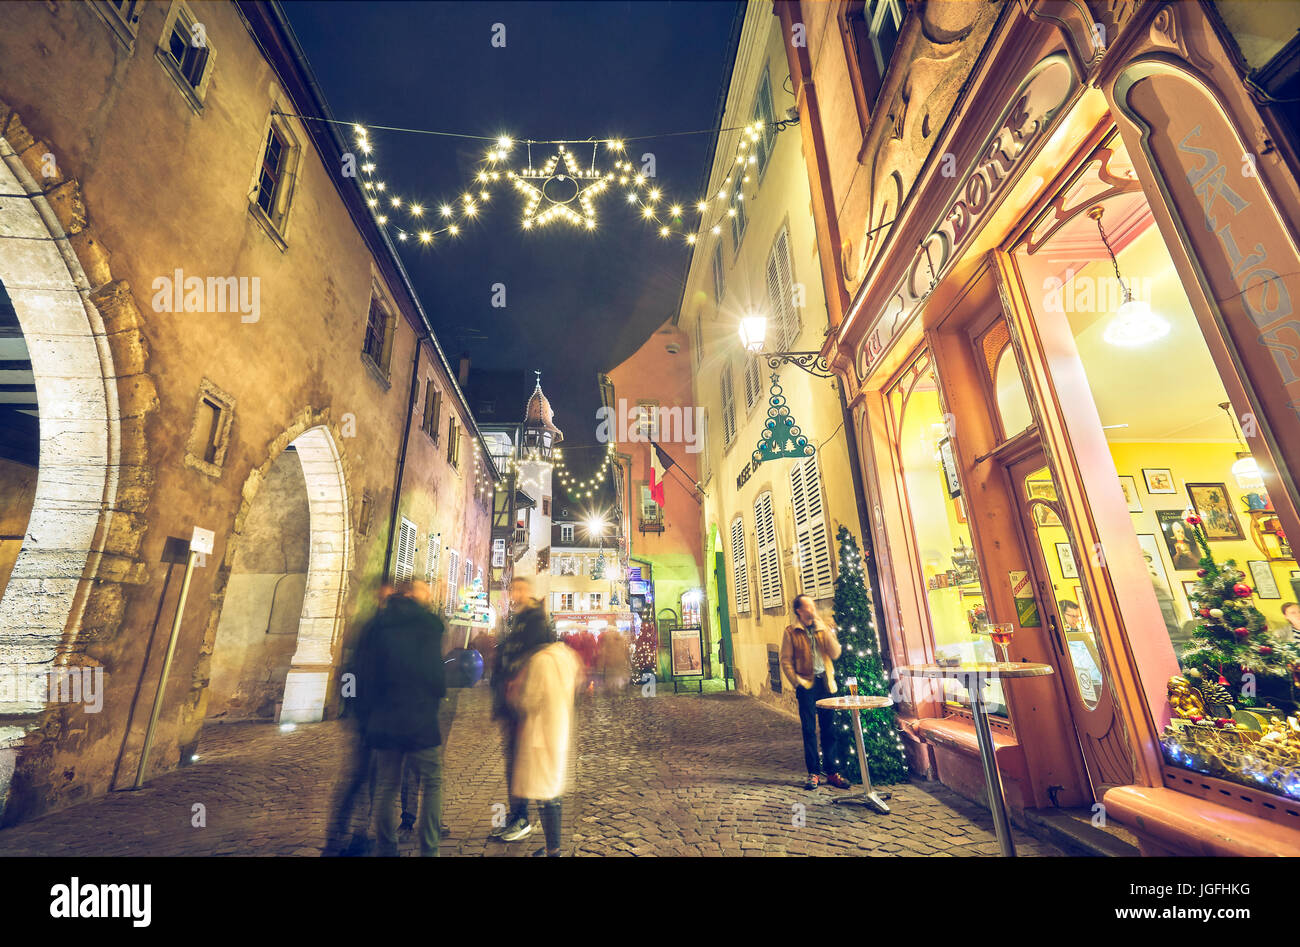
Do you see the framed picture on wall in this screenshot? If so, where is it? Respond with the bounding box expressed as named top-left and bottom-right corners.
top-left (1183, 581), bottom-right (1202, 619)
top-left (1291, 571), bottom-right (1300, 604)
top-left (1186, 482), bottom-right (1246, 541)
top-left (1156, 510), bottom-right (1202, 571)
top-left (1118, 475), bottom-right (1143, 512)
top-left (1143, 468), bottom-right (1177, 494)
top-left (938, 436), bottom-right (961, 498)
top-left (1056, 542), bottom-right (1079, 578)
top-left (1248, 561), bottom-right (1281, 599)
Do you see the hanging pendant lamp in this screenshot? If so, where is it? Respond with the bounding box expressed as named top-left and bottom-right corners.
top-left (1089, 205), bottom-right (1170, 347)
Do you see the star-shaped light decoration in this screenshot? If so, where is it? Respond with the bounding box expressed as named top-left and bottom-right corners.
top-left (507, 145), bottom-right (613, 230)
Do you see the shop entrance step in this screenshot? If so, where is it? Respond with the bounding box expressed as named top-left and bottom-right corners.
top-left (1022, 806), bottom-right (1141, 857)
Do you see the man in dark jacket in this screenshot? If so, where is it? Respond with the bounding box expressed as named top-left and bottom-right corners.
top-left (352, 581), bottom-right (446, 856)
top-left (489, 575), bottom-right (554, 842)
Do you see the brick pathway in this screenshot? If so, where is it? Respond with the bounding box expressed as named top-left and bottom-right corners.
top-left (0, 684), bottom-right (1062, 856)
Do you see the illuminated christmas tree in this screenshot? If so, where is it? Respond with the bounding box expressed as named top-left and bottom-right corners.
top-left (830, 526), bottom-right (908, 784)
top-left (631, 625), bottom-right (658, 673)
top-left (1181, 515), bottom-right (1295, 702)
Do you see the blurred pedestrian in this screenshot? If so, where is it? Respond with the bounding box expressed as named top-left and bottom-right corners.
top-left (509, 633), bottom-right (583, 857)
top-left (490, 576), bottom-right (554, 843)
top-left (780, 594), bottom-right (850, 791)
top-left (397, 582), bottom-right (451, 839)
top-left (597, 629), bottom-right (631, 695)
top-left (353, 580), bottom-right (447, 856)
top-left (324, 582), bottom-right (394, 857)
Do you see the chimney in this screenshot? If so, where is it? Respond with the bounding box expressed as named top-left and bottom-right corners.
top-left (457, 352), bottom-right (470, 387)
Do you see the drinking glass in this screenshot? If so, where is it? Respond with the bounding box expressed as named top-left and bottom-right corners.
top-left (989, 623), bottom-right (1014, 662)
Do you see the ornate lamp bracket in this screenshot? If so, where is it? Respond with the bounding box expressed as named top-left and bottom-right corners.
top-left (762, 351), bottom-right (835, 379)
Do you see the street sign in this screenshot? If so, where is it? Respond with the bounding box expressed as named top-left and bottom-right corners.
top-left (190, 527), bottom-right (215, 556)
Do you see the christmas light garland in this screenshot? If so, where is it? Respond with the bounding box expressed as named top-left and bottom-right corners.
top-left (345, 117), bottom-right (786, 249)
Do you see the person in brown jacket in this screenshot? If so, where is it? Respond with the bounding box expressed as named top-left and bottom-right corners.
top-left (780, 594), bottom-right (850, 790)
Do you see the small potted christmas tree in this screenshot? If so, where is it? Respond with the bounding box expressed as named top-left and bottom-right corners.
top-left (829, 526), bottom-right (908, 784)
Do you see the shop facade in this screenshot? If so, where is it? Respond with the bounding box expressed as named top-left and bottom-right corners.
top-left (781, 0), bottom-right (1300, 854)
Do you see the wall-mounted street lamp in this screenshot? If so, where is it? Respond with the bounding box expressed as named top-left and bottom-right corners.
top-left (737, 313), bottom-right (835, 379)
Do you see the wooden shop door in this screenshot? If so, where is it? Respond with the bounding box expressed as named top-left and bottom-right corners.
top-left (1006, 446), bottom-right (1132, 800)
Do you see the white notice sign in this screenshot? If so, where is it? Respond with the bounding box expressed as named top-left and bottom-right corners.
top-left (190, 527), bottom-right (215, 556)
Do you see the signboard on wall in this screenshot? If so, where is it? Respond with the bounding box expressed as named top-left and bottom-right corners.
top-left (1009, 570), bottom-right (1041, 627)
top-left (856, 53), bottom-right (1077, 377)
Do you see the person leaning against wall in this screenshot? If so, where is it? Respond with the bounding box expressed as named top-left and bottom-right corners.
top-left (780, 594), bottom-right (851, 791)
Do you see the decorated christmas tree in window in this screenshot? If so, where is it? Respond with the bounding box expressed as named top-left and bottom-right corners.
top-left (1180, 514), bottom-right (1298, 704)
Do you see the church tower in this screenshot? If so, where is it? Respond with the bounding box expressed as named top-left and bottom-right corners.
top-left (515, 373), bottom-right (562, 598)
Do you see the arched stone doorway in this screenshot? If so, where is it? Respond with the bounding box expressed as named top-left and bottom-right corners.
top-left (206, 424), bottom-right (350, 725)
top-left (0, 139), bottom-right (118, 734)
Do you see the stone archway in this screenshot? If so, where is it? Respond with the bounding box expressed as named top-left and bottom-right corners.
top-left (0, 138), bottom-right (117, 724)
top-left (281, 425), bottom-right (350, 723)
top-left (0, 120), bottom-right (158, 823)
top-left (204, 423), bottom-right (351, 727)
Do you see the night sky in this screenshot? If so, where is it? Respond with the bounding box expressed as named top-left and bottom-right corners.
top-left (285, 0), bottom-right (741, 480)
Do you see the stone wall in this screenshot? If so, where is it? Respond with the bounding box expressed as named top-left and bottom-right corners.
top-left (0, 3), bottom-right (493, 825)
top-left (206, 448), bottom-right (309, 721)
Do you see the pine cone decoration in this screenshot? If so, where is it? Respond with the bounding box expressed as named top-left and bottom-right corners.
top-left (1200, 680), bottom-right (1231, 704)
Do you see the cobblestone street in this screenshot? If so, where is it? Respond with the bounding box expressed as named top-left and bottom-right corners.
top-left (0, 686), bottom-right (1062, 857)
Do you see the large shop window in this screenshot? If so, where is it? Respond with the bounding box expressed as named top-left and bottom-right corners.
top-left (1008, 132), bottom-right (1297, 795)
top-left (888, 351), bottom-right (1005, 715)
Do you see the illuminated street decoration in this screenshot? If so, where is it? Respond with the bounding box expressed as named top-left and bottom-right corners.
top-left (752, 373), bottom-right (814, 466)
top-left (343, 115), bottom-right (789, 248)
top-left (508, 145), bottom-right (612, 229)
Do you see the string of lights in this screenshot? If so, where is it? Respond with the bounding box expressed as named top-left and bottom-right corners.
top-left (346, 116), bottom-right (785, 249)
top-left (497, 440), bottom-right (618, 500)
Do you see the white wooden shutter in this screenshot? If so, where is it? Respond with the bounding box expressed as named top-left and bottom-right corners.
top-left (744, 355), bottom-right (761, 411)
top-left (395, 517), bottom-right (417, 583)
top-left (790, 454), bottom-right (833, 599)
top-left (424, 533), bottom-right (441, 584)
top-left (730, 515), bottom-right (751, 613)
top-left (721, 364), bottom-right (736, 445)
top-left (754, 491), bottom-right (783, 609)
top-left (447, 548), bottom-right (460, 605)
top-left (766, 227), bottom-right (799, 351)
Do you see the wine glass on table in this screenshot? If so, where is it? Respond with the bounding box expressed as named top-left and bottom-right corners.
top-left (989, 623), bottom-right (1015, 663)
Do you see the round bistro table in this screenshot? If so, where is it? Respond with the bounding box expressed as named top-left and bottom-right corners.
top-left (815, 694), bottom-right (895, 814)
top-left (896, 662), bottom-right (1054, 857)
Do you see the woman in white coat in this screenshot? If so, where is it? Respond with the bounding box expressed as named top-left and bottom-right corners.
top-left (508, 639), bottom-right (583, 856)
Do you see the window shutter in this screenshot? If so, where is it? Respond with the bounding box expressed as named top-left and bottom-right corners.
top-left (754, 491), bottom-right (783, 609)
top-left (730, 515), bottom-right (751, 614)
top-left (744, 355), bottom-right (761, 411)
top-left (425, 533), bottom-right (441, 584)
top-left (721, 364), bottom-right (736, 445)
top-left (447, 549), bottom-right (460, 606)
top-left (766, 227), bottom-right (799, 352)
top-left (790, 455), bottom-right (833, 599)
top-left (395, 517), bottom-right (417, 583)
